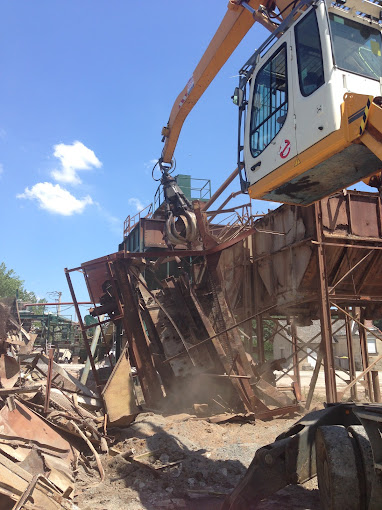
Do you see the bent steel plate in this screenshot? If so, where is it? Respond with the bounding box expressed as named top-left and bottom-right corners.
top-left (0, 354), bottom-right (20, 389)
top-left (0, 400), bottom-right (73, 463)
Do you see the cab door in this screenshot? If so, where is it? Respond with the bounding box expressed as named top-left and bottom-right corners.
top-left (244, 33), bottom-right (297, 190)
top-left (292, 4), bottom-right (332, 155)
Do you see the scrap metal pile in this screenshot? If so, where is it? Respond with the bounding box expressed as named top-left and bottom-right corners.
top-left (0, 275), bottom-right (298, 510)
top-left (74, 251), bottom-right (299, 421)
top-left (0, 227), bottom-right (305, 510)
top-left (0, 300), bottom-right (114, 509)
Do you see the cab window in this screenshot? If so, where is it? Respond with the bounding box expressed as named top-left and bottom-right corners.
top-left (250, 44), bottom-right (288, 158)
top-left (329, 13), bottom-right (382, 80)
top-left (295, 9), bottom-right (325, 97)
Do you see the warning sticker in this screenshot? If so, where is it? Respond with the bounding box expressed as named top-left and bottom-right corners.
top-left (187, 75), bottom-right (194, 95)
top-left (279, 139), bottom-right (291, 159)
top-left (294, 157), bottom-right (301, 167)
top-left (179, 76), bottom-right (195, 109)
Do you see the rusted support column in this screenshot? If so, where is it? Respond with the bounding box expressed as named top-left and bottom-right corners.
top-left (305, 349), bottom-right (324, 410)
top-left (65, 269), bottom-right (102, 396)
top-left (112, 259), bottom-right (163, 407)
top-left (251, 231), bottom-right (265, 363)
top-left (358, 308), bottom-right (373, 401)
top-left (242, 237), bottom-right (253, 353)
top-left (255, 315), bottom-right (265, 364)
top-left (372, 371), bottom-right (381, 403)
top-left (291, 320), bottom-right (301, 392)
top-left (139, 304), bottom-right (176, 394)
top-left (315, 202), bottom-right (337, 403)
top-left (344, 308), bottom-right (358, 400)
top-left (44, 348), bottom-right (54, 413)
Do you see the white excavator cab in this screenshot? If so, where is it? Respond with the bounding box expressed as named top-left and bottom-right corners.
top-left (236, 0), bottom-right (382, 205)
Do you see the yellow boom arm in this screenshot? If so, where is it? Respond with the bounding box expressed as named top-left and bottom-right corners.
top-left (160, 0), bottom-right (291, 166)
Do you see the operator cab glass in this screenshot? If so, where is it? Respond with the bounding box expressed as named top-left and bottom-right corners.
top-left (250, 44), bottom-right (288, 158)
top-left (295, 8), bottom-right (325, 96)
top-left (329, 13), bottom-right (382, 81)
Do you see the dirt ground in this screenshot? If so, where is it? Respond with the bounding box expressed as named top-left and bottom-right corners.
top-left (67, 360), bottom-right (382, 510)
top-left (74, 411), bottom-right (321, 510)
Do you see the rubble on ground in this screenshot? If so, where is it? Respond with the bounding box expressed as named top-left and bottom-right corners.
top-left (0, 292), bottom-right (313, 509)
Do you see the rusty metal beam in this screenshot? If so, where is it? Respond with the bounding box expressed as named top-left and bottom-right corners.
top-left (273, 320), bottom-right (350, 398)
top-left (206, 252), bottom-right (270, 413)
top-left (43, 348), bottom-right (54, 413)
top-left (332, 303), bottom-right (382, 398)
top-left (329, 250), bottom-right (373, 293)
top-left (315, 202), bottom-right (337, 403)
top-left (332, 304), bottom-right (382, 344)
top-left (311, 240), bottom-right (382, 250)
top-left (358, 308), bottom-right (374, 401)
top-left (305, 349), bottom-right (323, 411)
top-left (344, 308), bottom-right (358, 400)
top-left (193, 200), bottom-right (219, 250)
top-left (273, 319), bottom-right (341, 383)
top-left (22, 302), bottom-right (92, 306)
top-left (207, 203), bottom-right (252, 216)
top-left (161, 302), bottom-right (278, 364)
top-left (188, 285), bottom-right (269, 414)
top-left (203, 168), bottom-right (239, 211)
top-left (207, 191), bottom-right (242, 221)
top-left (255, 404), bottom-right (301, 420)
top-left (291, 320), bottom-right (301, 391)
top-left (133, 273), bottom-right (196, 365)
top-left (78, 227), bottom-right (256, 270)
top-left (112, 260), bottom-right (163, 406)
top-left (337, 348), bottom-right (382, 399)
top-left (372, 371), bottom-right (381, 403)
top-left (242, 237), bottom-right (253, 353)
top-left (330, 295), bottom-right (382, 302)
top-left (64, 269), bottom-right (103, 396)
top-left (255, 315), bottom-right (265, 364)
top-left (138, 302), bottom-right (176, 394)
top-left (83, 267), bottom-right (114, 369)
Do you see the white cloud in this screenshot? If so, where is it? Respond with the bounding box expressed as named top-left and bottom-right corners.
top-left (17, 182), bottom-right (93, 216)
top-left (51, 141), bottom-right (102, 185)
top-left (128, 197), bottom-right (145, 212)
top-left (144, 158), bottom-right (158, 169)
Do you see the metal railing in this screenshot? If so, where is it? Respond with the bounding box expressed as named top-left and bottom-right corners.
top-left (153, 176), bottom-right (211, 211)
top-left (123, 203), bottom-right (153, 237)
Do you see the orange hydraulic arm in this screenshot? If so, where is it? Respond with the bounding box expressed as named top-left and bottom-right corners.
top-left (160, 0), bottom-right (292, 167)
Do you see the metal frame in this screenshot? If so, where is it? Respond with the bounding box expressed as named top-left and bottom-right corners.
top-left (66, 189), bottom-right (382, 415)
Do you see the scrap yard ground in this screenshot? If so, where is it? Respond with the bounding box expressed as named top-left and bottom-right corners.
top-left (74, 411), bottom-right (319, 510)
top-left (69, 364), bottom-right (364, 510)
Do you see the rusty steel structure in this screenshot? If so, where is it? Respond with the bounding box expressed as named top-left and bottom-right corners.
top-left (249, 190), bottom-right (382, 405)
top-left (66, 189), bottom-right (382, 417)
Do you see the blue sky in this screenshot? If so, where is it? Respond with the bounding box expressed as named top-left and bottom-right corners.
top-left (0, 1), bottom-right (371, 316)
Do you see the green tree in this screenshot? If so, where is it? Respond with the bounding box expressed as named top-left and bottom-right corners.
top-left (252, 318), bottom-right (277, 361)
top-left (0, 262), bottom-right (46, 310)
